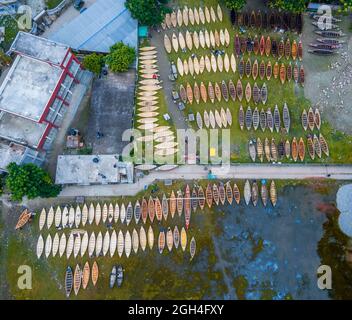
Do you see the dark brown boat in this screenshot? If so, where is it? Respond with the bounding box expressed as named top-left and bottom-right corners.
top-left (308, 49), bottom-right (336, 55)
top-left (278, 140), bottom-right (285, 159)
top-left (252, 59), bottom-right (258, 80)
top-left (184, 185), bottom-right (191, 229)
top-left (261, 83), bottom-right (268, 105)
top-left (228, 79), bottom-right (236, 101)
top-left (283, 12), bottom-right (290, 29)
top-left (236, 79), bottom-right (243, 101)
top-left (274, 105), bottom-right (280, 133)
top-left (253, 83), bottom-right (260, 104)
top-left (307, 136), bottom-right (315, 160)
top-left (260, 108), bottom-right (266, 132)
top-left (290, 13), bottom-right (296, 30)
top-left (244, 11), bottom-right (250, 27)
top-left (300, 65), bottom-right (304, 86)
top-left (206, 184), bottom-right (212, 208)
top-left (259, 35), bottom-right (265, 56)
top-left (221, 80), bottom-right (229, 102)
top-left (315, 30), bottom-right (346, 38)
top-left (230, 10), bottom-right (237, 25)
top-left (250, 10), bottom-right (256, 28)
top-left (252, 107), bottom-right (259, 130)
top-left (298, 137), bottom-right (305, 161)
top-left (198, 186), bottom-right (205, 210)
top-left (256, 10), bottom-right (262, 29)
top-left (265, 36), bottom-right (271, 57)
top-left (226, 182), bottom-right (233, 205)
top-left (296, 14), bottom-right (303, 33)
top-left (213, 184), bottom-right (220, 206)
top-left (273, 61), bottom-right (279, 79)
top-left (267, 108), bottom-right (274, 132)
top-left (302, 109), bottom-right (308, 131)
top-left (245, 106), bottom-right (252, 130)
top-left (308, 107), bottom-right (315, 131)
top-left (253, 35), bottom-right (259, 55)
top-left (262, 11), bottom-right (268, 29)
top-left (275, 13), bottom-right (282, 29)
top-left (240, 36), bottom-right (247, 54)
top-left (292, 137), bottom-right (298, 162)
top-left (259, 60), bottom-right (265, 80)
top-left (293, 63), bottom-right (299, 83)
top-left (235, 34), bottom-right (241, 56)
top-left (285, 38), bottom-right (291, 59)
top-left (269, 12), bottom-right (276, 29)
top-left (191, 188), bottom-right (198, 213)
top-left (309, 43), bottom-right (340, 50)
top-left (316, 38), bottom-right (345, 45)
top-left (287, 63), bottom-right (292, 82)
top-left (239, 105), bottom-right (244, 130)
top-left (239, 58), bottom-right (244, 79)
top-left (298, 40), bottom-right (303, 61)
top-left (266, 61), bottom-right (272, 80)
top-left (271, 39), bottom-right (278, 57)
top-left (219, 184), bottom-right (226, 205)
top-left (278, 39), bottom-right (284, 58)
top-left (247, 37), bottom-right (253, 55)
top-left (252, 182), bottom-right (259, 206)
top-left (245, 58), bottom-right (252, 78)
top-left (148, 196), bottom-right (155, 223)
top-left (176, 190), bottom-right (183, 216)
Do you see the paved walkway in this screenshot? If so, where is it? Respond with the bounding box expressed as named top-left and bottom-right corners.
top-left (58, 164), bottom-right (352, 197)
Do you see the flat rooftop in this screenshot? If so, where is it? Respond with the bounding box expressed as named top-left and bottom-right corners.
top-left (10, 31), bottom-right (69, 65)
top-left (0, 142), bottom-right (25, 171)
top-left (0, 55), bottom-right (63, 121)
top-left (0, 111), bottom-right (48, 148)
top-left (56, 155), bottom-right (134, 185)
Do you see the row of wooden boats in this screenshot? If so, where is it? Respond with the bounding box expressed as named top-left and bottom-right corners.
top-left (239, 104), bottom-right (290, 133)
top-left (196, 108), bottom-right (232, 129)
top-left (162, 5), bottom-right (223, 29)
top-left (180, 81), bottom-right (268, 105)
top-left (302, 108), bottom-right (321, 131)
top-left (242, 180), bottom-right (277, 207)
top-left (234, 35), bottom-right (303, 62)
top-left (164, 28), bottom-right (230, 54)
top-left (65, 261), bottom-right (99, 297)
top-left (176, 53), bottom-right (236, 77)
top-left (36, 226), bottom-right (191, 260)
top-left (231, 10), bottom-right (303, 33)
top-left (248, 134), bottom-right (329, 163)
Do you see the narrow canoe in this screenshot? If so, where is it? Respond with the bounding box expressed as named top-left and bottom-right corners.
top-left (292, 137), bottom-right (298, 162)
top-left (170, 190), bottom-right (177, 218)
top-left (302, 109), bottom-right (308, 131)
top-left (140, 226), bottom-right (147, 251)
top-left (177, 190), bottom-right (183, 217)
top-left (299, 137), bottom-right (306, 162)
top-left (181, 227), bottom-right (187, 252)
top-left (132, 228), bottom-right (139, 254)
top-left (206, 184), bottom-right (213, 208)
top-left (166, 227), bottom-right (173, 252)
top-left (233, 184), bottom-right (241, 204)
top-left (125, 231), bottom-right (132, 258)
top-left (252, 182), bottom-right (259, 206)
top-left (126, 202), bottom-right (133, 226)
top-left (264, 138), bottom-right (271, 162)
top-left (154, 197), bottom-right (162, 222)
top-left (270, 181), bottom-right (277, 207)
top-left (239, 105), bottom-right (244, 130)
top-left (158, 231), bottom-right (165, 254)
top-left (213, 184), bottom-right (220, 206)
top-left (82, 261), bottom-right (90, 290)
top-left (148, 196), bottom-right (155, 223)
top-left (244, 180), bottom-right (251, 205)
top-left (219, 184), bottom-right (226, 205)
top-left (271, 138), bottom-right (278, 162)
top-left (259, 60), bottom-right (265, 80)
top-left (141, 198), bottom-right (148, 224)
top-left (174, 226), bottom-right (180, 249)
top-left (267, 108), bottom-right (274, 133)
top-left (191, 188), bottom-right (198, 213)
top-left (261, 183), bottom-right (268, 207)
top-left (184, 185), bottom-right (191, 229)
top-left (198, 186), bottom-right (205, 210)
top-left (320, 134), bottom-right (329, 157)
top-left (65, 266), bottom-right (73, 298)
top-left (73, 264), bottom-right (81, 296)
top-left (92, 261), bottom-right (99, 286)
top-left (190, 237), bottom-right (196, 261)
top-left (260, 108), bottom-right (267, 132)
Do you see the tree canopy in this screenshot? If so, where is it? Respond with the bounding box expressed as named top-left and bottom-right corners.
top-left (5, 163), bottom-right (61, 201)
top-left (224, 0), bottom-right (247, 11)
top-left (269, 0), bottom-right (307, 13)
top-left (105, 42), bottom-right (136, 73)
top-left (125, 0), bottom-right (171, 26)
top-left (82, 53), bottom-right (104, 74)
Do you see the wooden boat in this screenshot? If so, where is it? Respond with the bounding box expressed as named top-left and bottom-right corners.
top-left (224, 182), bottom-right (233, 205)
top-left (221, 80), bottom-right (229, 102)
top-left (210, 6), bottom-right (217, 23)
top-left (185, 31), bottom-right (193, 51)
top-left (245, 106), bottom-right (252, 130)
top-left (101, 203), bottom-right (108, 224)
top-left (164, 34), bottom-right (172, 53)
top-left (226, 108), bottom-right (233, 126)
top-left (179, 227), bottom-right (187, 252)
top-left (191, 188), bottom-right (198, 213)
top-left (47, 207), bottom-right (55, 229)
top-left (125, 202), bottom-right (133, 226)
top-left (90, 261), bottom-right (99, 287)
top-left (73, 233), bottom-right (81, 258)
top-left (95, 231), bottom-right (103, 257)
top-left (66, 232), bottom-right (74, 259)
top-left (249, 140), bottom-right (256, 162)
top-left (313, 134), bottom-right (322, 159)
top-left (158, 231), bottom-right (165, 254)
top-left (239, 105), bottom-right (244, 130)
top-left (116, 265), bottom-right (123, 288)
top-left (265, 36), bottom-right (271, 57)
top-left (233, 183), bottom-right (240, 204)
top-left (300, 65), bottom-right (305, 86)
top-left (210, 54), bottom-right (217, 73)
top-left (291, 137), bottom-right (298, 162)
top-left (215, 110), bottom-right (222, 128)
top-left (257, 137), bottom-right (263, 162)
top-left (250, 10), bottom-right (256, 28)
top-left (316, 38), bottom-right (345, 45)
top-left (176, 190), bottom-right (183, 217)
top-left (65, 266), bottom-right (73, 298)
top-left (179, 84), bottom-right (187, 104)
top-left (220, 108), bottom-right (227, 128)
top-left (109, 266), bottom-right (117, 289)
top-left (235, 34), bottom-right (241, 56)
top-left (38, 208), bottom-right (46, 231)
top-left (314, 109), bottom-right (321, 130)
top-left (199, 56), bottom-right (205, 74)
top-left (301, 109), bottom-right (308, 131)
top-left (298, 138), bottom-right (305, 162)
top-left (68, 207), bottom-right (74, 228)
top-left (280, 63), bottom-right (286, 85)
top-left (271, 39), bottom-right (278, 57)
top-left (271, 138), bottom-right (278, 161)
top-left (264, 138), bottom-right (271, 162)
top-left (208, 82), bottom-right (215, 103)
top-left (315, 30), bottom-right (346, 38)
top-left (308, 107), bottom-right (315, 131)
top-left (147, 226), bottom-right (154, 250)
top-left (293, 63), bottom-right (299, 83)
top-left (270, 181), bottom-right (277, 207)
top-left (292, 40), bottom-right (298, 60)
top-left (282, 103), bottom-right (290, 133)
top-left (171, 11), bottom-right (177, 28)
top-left (16, 209), bottom-right (31, 230)
top-left (186, 83), bottom-right (193, 104)
top-left (108, 230), bottom-right (117, 257)
top-left (154, 197), bottom-right (162, 222)
top-left (139, 226), bottom-right (147, 252)
top-left (218, 184), bottom-right (225, 205)
top-left (284, 139), bottom-right (291, 159)
top-left (252, 83), bottom-right (259, 104)
top-left (206, 184), bottom-right (213, 208)
top-left (195, 186), bottom-right (204, 210)
top-left (278, 39), bottom-right (284, 58)
top-left (212, 184), bottom-right (219, 206)
top-left (245, 82), bottom-right (252, 103)
top-left (171, 33), bottom-right (179, 52)
top-left (253, 35), bottom-right (259, 55)
top-left (319, 134), bottom-right (329, 157)
top-left (269, 12), bottom-right (275, 29)
top-left (253, 107), bottom-right (259, 130)
top-left (244, 180), bottom-right (251, 205)
top-left (132, 228), bottom-right (139, 254)
top-left (81, 261), bottom-right (90, 290)
top-left (224, 29), bottom-right (230, 47)
top-left (203, 110), bottom-right (210, 128)
top-left (125, 230), bottom-right (132, 258)
top-left (252, 182), bottom-right (259, 206)
top-left (73, 264), bottom-right (82, 295)
top-left (239, 57), bottom-right (244, 79)
top-left (285, 38), bottom-right (291, 59)
top-left (261, 83), bottom-right (268, 105)
top-left (184, 185), bottom-right (191, 229)
top-left (246, 36), bottom-right (253, 54)
top-left (214, 29), bottom-right (221, 47)
top-left (215, 82), bottom-right (222, 102)
top-left (189, 237), bottom-right (196, 261)
top-left (193, 82), bottom-right (200, 104)
top-left (244, 11), bottom-right (250, 27)
top-left (194, 56), bottom-right (200, 75)
top-left (189, 56), bottom-right (194, 75)
top-left (236, 80), bottom-right (243, 101)
top-left (273, 105), bottom-right (280, 133)
top-left (266, 108), bottom-right (273, 133)
top-left (55, 207), bottom-right (62, 228)
top-left (260, 182), bottom-right (268, 207)
top-left (297, 40), bottom-right (303, 61)
top-left (177, 58), bottom-right (184, 77)
top-left (210, 30), bottom-right (216, 48)
top-left (147, 196), bottom-right (155, 223)
top-left (224, 53), bottom-right (230, 72)
top-left (259, 35), bottom-right (265, 56)
top-left (273, 62), bottom-right (279, 80)
top-left (308, 48), bottom-right (336, 55)
top-left (258, 60), bottom-right (265, 80)
top-left (245, 58), bottom-right (252, 78)
top-left (52, 233), bottom-right (59, 257)
top-left (196, 112), bottom-right (203, 129)
top-left (228, 79), bottom-right (236, 101)
top-left (307, 136), bottom-right (315, 160)
top-left (177, 8), bottom-right (183, 27)
top-left (36, 234), bottom-right (44, 259)
top-left (252, 59), bottom-right (258, 80)
top-left (278, 140), bottom-right (285, 159)
top-left (287, 62), bottom-right (292, 82)
top-left (259, 108), bottom-right (267, 132)
top-left (230, 54), bottom-right (236, 73)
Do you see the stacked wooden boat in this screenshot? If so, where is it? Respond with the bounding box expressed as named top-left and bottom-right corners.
top-left (137, 46), bottom-right (177, 157)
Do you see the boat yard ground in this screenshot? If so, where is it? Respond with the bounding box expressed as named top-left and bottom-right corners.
top-left (1, 179), bottom-right (351, 299)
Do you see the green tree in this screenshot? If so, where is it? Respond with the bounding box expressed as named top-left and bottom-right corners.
top-left (82, 53), bottom-right (103, 74)
top-left (269, 0), bottom-right (308, 13)
top-left (125, 0), bottom-right (171, 26)
top-left (5, 163), bottom-right (61, 201)
top-left (224, 0), bottom-right (247, 11)
top-left (105, 42), bottom-right (136, 73)
top-left (339, 0), bottom-right (352, 13)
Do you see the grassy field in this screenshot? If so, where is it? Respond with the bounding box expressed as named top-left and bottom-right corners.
top-left (162, 0), bottom-right (352, 164)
